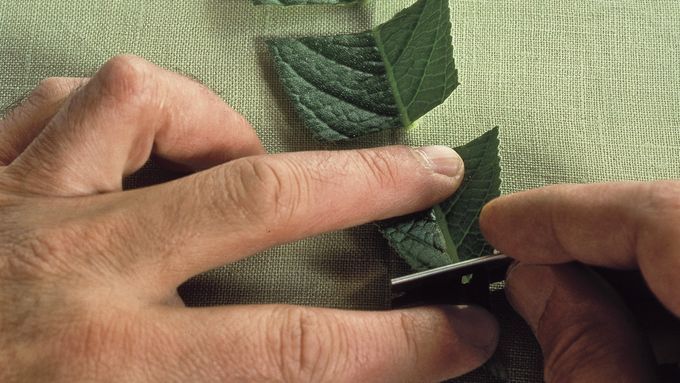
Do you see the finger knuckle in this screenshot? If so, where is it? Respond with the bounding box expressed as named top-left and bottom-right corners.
top-left (268, 307), bottom-right (340, 382)
top-left (225, 158), bottom-right (305, 225)
top-left (543, 320), bottom-right (615, 383)
top-left (356, 148), bottom-right (402, 189)
top-left (31, 77), bottom-right (74, 105)
top-left (644, 181), bottom-right (680, 215)
top-left (97, 55), bottom-right (154, 104)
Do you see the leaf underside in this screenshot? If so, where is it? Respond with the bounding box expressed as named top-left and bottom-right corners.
top-left (267, 0), bottom-right (458, 141)
top-left (254, 0), bottom-right (356, 5)
top-left (268, 33), bottom-right (401, 141)
top-left (380, 127), bottom-right (501, 271)
top-left (379, 209), bottom-right (451, 270)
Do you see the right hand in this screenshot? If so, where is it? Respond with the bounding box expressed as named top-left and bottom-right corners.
top-left (481, 181), bottom-right (680, 382)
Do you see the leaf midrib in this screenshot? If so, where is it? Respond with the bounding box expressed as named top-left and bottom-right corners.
top-left (441, 135), bottom-right (497, 244)
top-left (372, 1), bottom-right (430, 129)
top-left (432, 204), bottom-right (459, 264)
top-left (373, 0), bottom-right (446, 128)
top-left (404, 2), bottom-right (446, 111)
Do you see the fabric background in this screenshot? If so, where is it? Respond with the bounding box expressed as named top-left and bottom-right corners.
top-left (1, 0), bottom-right (678, 381)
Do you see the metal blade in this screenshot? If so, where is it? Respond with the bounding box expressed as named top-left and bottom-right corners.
top-left (390, 254), bottom-right (511, 308)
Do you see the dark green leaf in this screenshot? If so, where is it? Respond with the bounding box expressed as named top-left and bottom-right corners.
top-left (373, 0), bottom-right (458, 126)
top-left (379, 209), bottom-right (453, 270)
top-left (267, 0), bottom-right (458, 140)
top-left (268, 33), bottom-right (401, 141)
top-left (380, 127), bottom-right (501, 270)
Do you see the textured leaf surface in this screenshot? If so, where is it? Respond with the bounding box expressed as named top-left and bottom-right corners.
top-left (268, 33), bottom-right (401, 141)
top-left (374, 0), bottom-right (458, 126)
top-left (268, 0), bottom-right (457, 141)
top-left (380, 127), bottom-right (501, 270)
top-left (379, 210), bottom-right (452, 270)
top-left (254, 0), bottom-right (355, 5)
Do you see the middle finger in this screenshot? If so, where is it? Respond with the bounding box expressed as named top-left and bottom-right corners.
top-left (111, 145), bottom-right (464, 296)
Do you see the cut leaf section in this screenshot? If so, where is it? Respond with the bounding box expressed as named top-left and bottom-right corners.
top-left (254, 0), bottom-right (356, 5)
top-left (373, 0), bottom-right (458, 127)
top-left (267, 0), bottom-right (458, 141)
top-left (380, 127), bottom-right (501, 271)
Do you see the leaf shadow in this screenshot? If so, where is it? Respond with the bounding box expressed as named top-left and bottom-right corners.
top-left (178, 226), bottom-right (398, 310)
top-left (305, 226), bottom-right (394, 309)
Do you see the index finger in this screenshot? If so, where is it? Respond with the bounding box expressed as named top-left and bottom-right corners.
top-left (4, 56), bottom-right (265, 196)
top-left (479, 181), bottom-right (680, 315)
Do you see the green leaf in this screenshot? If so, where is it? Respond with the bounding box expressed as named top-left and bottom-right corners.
top-left (379, 127), bottom-right (501, 270)
top-left (267, 0), bottom-right (458, 140)
top-left (268, 33), bottom-right (402, 141)
top-left (254, 0), bottom-right (356, 5)
top-left (379, 209), bottom-right (453, 270)
top-left (373, 0), bottom-right (458, 127)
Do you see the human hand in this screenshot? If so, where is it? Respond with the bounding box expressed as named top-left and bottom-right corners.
top-left (0, 55), bottom-right (499, 382)
top-left (481, 181), bottom-right (680, 382)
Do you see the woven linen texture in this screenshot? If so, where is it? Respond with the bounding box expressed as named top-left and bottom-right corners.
top-left (2, 1), bottom-right (678, 381)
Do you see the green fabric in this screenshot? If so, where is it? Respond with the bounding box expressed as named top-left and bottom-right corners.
top-left (1, 1), bottom-right (679, 382)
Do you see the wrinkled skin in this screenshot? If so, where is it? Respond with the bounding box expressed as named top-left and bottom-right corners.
top-left (1, 54), bottom-right (675, 383)
top-left (0, 55), bottom-right (500, 382)
top-left (481, 181), bottom-right (680, 382)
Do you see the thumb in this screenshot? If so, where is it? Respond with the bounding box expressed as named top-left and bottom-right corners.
top-left (505, 262), bottom-right (657, 383)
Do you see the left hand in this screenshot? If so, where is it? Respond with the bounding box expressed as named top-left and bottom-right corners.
top-left (0, 55), bottom-right (499, 383)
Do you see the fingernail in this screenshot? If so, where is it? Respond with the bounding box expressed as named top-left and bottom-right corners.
top-left (448, 305), bottom-right (499, 357)
top-left (505, 263), bottom-right (554, 331)
top-left (415, 146), bottom-right (463, 178)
